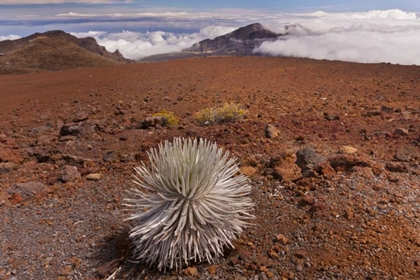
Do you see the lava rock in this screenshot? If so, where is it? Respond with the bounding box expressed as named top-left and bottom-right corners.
top-left (60, 123), bottom-right (83, 136)
top-left (6, 182), bottom-right (50, 200)
top-left (270, 151), bottom-right (302, 182)
top-left (138, 116), bottom-right (168, 129)
top-left (61, 165), bottom-right (82, 182)
top-left (295, 147), bottom-right (328, 173)
top-left (265, 124), bottom-right (280, 139)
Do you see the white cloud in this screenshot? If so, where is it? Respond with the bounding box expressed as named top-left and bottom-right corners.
top-left (0, 0), bottom-right (131, 4)
top-left (57, 11), bottom-right (190, 18)
top-left (69, 31), bottom-right (107, 38)
top-left (255, 9), bottom-right (420, 65)
top-left (198, 26), bottom-right (235, 39)
top-left (71, 26), bottom-right (235, 60)
top-left (0, 34), bottom-right (21, 41)
top-left (309, 9), bottom-right (417, 20)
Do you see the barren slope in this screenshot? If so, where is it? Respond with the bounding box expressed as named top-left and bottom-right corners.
top-left (0, 30), bottom-right (130, 63)
top-left (0, 36), bottom-right (123, 74)
top-left (0, 57), bottom-right (419, 280)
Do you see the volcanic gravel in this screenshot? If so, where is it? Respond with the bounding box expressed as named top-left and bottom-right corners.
top-left (0, 56), bottom-right (419, 279)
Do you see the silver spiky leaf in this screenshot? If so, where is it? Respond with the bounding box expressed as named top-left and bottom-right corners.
top-left (123, 137), bottom-right (254, 271)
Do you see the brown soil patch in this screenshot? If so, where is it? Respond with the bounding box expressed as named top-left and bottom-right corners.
top-left (0, 57), bottom-right (419, 279)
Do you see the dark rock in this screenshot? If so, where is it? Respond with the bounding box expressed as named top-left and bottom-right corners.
top-left (295, 147), bottom-right (328, 173)
top-left (324, 113), bottom-right (340, 121)
top-left (138, 116), bottom-right (168, 129)
top-left (60, 123), bottom-right (83, 136)
top-left (381, 106), bottom-right (394, 113)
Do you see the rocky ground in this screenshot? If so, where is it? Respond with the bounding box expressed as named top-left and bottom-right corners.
top-left (0, 57), bottom-right (419, 280)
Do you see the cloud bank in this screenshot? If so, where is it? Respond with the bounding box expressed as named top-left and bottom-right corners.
top-left (71, 26), bottom-right (236, 59)
top-left (255, 9), bottom-right (420, 65)
top-left (0, 34), bottom-right (21, 41)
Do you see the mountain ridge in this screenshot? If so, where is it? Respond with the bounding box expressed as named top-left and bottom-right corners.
top-left (184, 22), bottom-right (282, 54)
top-left (0, 30), bottom-right (132, 74)
top-left (0, 30), bottom-right (131, 63)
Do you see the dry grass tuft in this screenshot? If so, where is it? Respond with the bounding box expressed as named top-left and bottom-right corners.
top-left (194, 103), bottom-right (246, 125)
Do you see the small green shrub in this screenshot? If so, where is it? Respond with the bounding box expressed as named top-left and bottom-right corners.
top-left (194, 103), bottom-right (246, 125)
top-left (152, 110), bottom-right (179, 126)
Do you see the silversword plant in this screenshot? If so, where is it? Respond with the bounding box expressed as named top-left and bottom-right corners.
top-left (123, 137), bottom-right (254, 271)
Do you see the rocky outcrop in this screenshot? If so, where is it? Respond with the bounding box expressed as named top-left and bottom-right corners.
top-left (0, 30), bottom-right (131, 63)
top-left (184, 23), bottom-right (282, 54)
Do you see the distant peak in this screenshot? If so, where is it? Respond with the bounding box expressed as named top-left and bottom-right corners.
top-left (184, 22), bottom-right (281, 54)
top-left (244, 22), bottom-right (264, 28)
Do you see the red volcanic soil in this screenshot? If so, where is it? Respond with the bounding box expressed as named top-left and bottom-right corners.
top-left (0, 57), bottom-right (419, 279)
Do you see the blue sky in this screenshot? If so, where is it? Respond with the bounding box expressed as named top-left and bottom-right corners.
top-left (124, 0), bottom-right (417, 11)
top-left (0, 0), bottom-right (418, 12)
